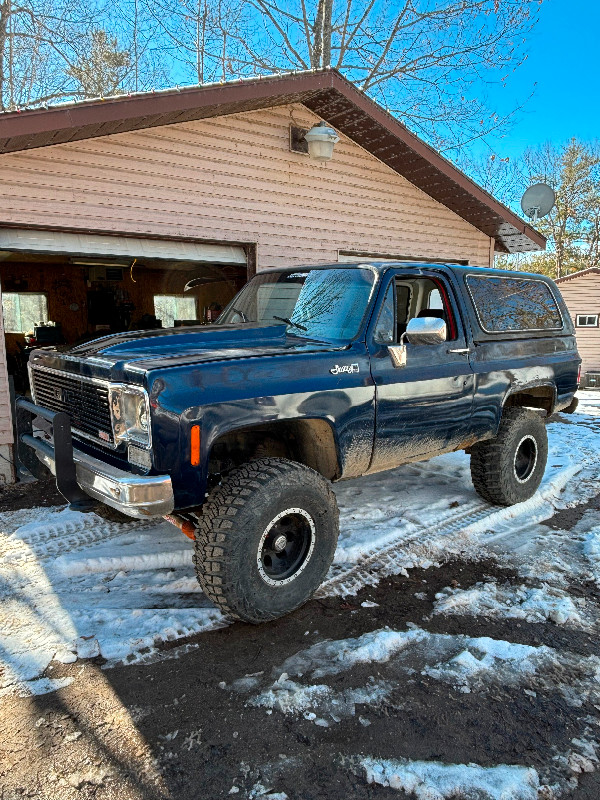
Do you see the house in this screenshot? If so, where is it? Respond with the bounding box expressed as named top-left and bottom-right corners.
top-left (556, 267), bottom-right (600, 386)
top-left (0, 68), bottom-right (545, 481)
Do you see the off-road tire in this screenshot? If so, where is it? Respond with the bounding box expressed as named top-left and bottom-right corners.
top-left (470, 408), bottom-right (548, 506)
top-left (193, 458), bottom-right (339, 623)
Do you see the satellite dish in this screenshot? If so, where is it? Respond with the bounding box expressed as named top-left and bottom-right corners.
top-left (521, 183), bottom-right (555, 224)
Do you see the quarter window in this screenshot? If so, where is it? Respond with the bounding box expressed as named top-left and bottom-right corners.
top-left (373, 283), bottom-right (395, 344)
top-left (2, 292), bottom-right (48, 333)
top-left (466, 275), bottom-right (562, 332)
top-left (576, 314), bottom-right (598, 327)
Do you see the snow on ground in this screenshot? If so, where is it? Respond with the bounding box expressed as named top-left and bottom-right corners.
top-left (230, 626), bottom-right (600, 721)
top-left (357, 757), bottom-right (540, 800)
top-left (0, 506), bottom-right (226, 693)
top-left (432, 582), bottom-right (596, 628)
top-left (1, 392), bottom-right (600, 697)
top-left (584, 525), bottom-right (600, 586)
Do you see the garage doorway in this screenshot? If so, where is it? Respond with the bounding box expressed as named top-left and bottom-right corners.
top-left (0, 229), bottom-right (250, 392)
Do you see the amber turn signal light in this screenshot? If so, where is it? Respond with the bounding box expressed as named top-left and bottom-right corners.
top-left (190, 424), bottom-right (201, 466)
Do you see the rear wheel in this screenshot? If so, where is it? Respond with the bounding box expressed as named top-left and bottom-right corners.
top-left (193, 458), bottom-right (339, 623)
top-left (470, 408), bottom-right (548, 506)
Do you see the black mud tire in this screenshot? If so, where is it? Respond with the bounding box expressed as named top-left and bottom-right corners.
top-left (470, 408), bottom-right (548, 506)
top-left (193, 458), bottom-right (339, 623)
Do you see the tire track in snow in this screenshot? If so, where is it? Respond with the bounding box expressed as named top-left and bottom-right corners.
top-left (320, 456), bottom-right (600, 598)
top-left (0, 511), bottom-right (154, 566)
top-left (317, 500), bottom-right (490, 597)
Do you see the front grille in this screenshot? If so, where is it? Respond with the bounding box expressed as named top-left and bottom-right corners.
top-left (31, 366), bottom-right (114, 445)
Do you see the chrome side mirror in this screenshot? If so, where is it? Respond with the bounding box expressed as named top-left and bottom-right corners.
top-left (405, 316), bottom-right (447, 345)
top-left (387, 316), bottom-right (446, 368)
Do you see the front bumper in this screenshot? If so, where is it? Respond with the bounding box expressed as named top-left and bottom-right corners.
top-left (15, 397), bottom-right (174, 519)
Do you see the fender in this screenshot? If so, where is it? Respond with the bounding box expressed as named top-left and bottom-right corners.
top-left (502, 379), bottom-right (557, 414)
top-left (147, 345), bottom-right (376, 509)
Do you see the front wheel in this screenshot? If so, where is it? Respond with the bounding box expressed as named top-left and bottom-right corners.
top-left (470, 408), bottom-right (548, 506)
top-left (193, 458), bottom-right (339, 623)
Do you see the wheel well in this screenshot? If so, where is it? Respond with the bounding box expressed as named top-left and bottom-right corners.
top-left (207, 419), bottom-right (341, 481)
top-left (504, 386), bottom-right (556, 416)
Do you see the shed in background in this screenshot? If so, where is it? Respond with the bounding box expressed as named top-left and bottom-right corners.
top-left (556, 268), bottom-right (600, 386)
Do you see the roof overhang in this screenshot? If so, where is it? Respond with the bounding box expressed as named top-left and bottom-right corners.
top-left (0, 70), bottom-right (545, 254)
top-left (555, 267), bottom-right (600, 283)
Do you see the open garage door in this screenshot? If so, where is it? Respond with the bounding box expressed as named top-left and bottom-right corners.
top-left (0, 228), bottom-right (249, 393)
top-left (0, 229), bottom-right (247, 266)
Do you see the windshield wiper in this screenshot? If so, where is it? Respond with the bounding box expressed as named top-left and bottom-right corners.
top-left (272, 315), bottom-right (307, 332)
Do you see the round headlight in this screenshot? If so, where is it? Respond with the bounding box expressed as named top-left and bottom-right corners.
top-left (136, 398), bottom-right (149, 431)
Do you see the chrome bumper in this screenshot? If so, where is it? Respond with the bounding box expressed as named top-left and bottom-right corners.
top-left (15, 396), bottom-right (174, 519)
top-left (37, 444), bottom-right (174, 518)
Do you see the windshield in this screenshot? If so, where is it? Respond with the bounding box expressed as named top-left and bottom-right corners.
top-left (217, 267), bottom-right (376, 343)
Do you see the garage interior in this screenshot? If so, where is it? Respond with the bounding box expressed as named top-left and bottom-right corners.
top-left (0, 239), bottom-right (249, 393)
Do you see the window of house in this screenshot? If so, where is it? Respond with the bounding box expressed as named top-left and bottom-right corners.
top-left (2, 293), bottom-right (48, 333)
top-left (153, 295), bottom-right (197, 328)
top-left (576, 314), bottom-right (598, 327)
top-left (466, 275), bottom-right (563, 333)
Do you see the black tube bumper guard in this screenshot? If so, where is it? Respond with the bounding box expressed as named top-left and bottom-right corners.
top-left (15, 396), bottom-right (174, 517)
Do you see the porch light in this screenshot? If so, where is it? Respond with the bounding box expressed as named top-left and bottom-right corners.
top-left (304, 121), bottom-right (339, 162)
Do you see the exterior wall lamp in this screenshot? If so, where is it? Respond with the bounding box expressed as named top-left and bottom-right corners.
top-left (289, 121), bottom-right (340, 162)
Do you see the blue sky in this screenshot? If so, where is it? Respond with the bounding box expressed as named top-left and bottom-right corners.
top-left (487, 0), bottom-right (599, 159)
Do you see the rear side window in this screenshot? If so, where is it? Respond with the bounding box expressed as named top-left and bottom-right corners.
top-left (466, 275), bottom-right (563, 333)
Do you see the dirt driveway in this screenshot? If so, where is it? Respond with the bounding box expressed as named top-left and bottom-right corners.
top-left (3, 394), bottom-right (600, 800)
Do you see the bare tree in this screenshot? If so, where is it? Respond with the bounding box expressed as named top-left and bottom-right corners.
top-left (112, 0), bottom-right (170, 93)
top-left (147, 0), bottom-right (245, 85)
top-left (0, 0), bottom-right (103, 110)
top-left (203, 0), bottom-right (543, 151)
top-left (488, 139), bottom-right (600, 278)
top-left (67, 29), bottom-right (130, 97)
top-left (0, 0), bottom-right (543, 155)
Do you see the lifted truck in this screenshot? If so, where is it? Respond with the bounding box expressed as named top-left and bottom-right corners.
top-left (16, 263), bottom-right (580, 623)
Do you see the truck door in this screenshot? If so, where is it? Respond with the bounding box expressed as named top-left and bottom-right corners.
top-left (367, 270), bottom-right (475, 473)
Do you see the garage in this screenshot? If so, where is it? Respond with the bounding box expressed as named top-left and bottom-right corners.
top-left (0, 69), bottom-right (545, 481)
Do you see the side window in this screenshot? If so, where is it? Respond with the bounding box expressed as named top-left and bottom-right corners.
top-left (466, 275), bottom-right (563, 332)
top-left (396, 284), bottom-right (411, 334)
top-left (411, 278), bottom-right (457, 341)
top-left (373, 282), bottom-right (395, 344)
top-left (373, 276), bottom-right (458, 343)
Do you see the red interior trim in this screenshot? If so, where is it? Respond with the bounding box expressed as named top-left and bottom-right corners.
top-left (430, 277), bottom-right (457, 340)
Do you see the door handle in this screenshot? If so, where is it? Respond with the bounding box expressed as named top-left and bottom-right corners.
top-left (447, 348), bottom-right (471, 354)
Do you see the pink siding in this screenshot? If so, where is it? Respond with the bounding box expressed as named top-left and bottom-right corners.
top-left (0, 105), bottom-right (492, 268)
top-left (556, 272), bottom-right (600, 375)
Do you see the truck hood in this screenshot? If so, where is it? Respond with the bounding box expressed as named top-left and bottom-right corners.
top-left (31, 322), bottom-right (345, 383)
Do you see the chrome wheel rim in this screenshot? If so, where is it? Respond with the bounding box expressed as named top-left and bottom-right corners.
top-left (257, 507), bottom-right (316, 586)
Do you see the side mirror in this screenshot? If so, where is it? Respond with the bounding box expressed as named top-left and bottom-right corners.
top-left (387, 316), bottom-right (446, 368)
top-left (404, 316), bottom-right (447, 345)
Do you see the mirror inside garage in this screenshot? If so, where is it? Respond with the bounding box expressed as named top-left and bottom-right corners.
top-left (0, 250), bottom-right (249, 393)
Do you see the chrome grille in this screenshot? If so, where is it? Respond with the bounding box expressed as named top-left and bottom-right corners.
top-left (31, 366), bottom-right (114, 445)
